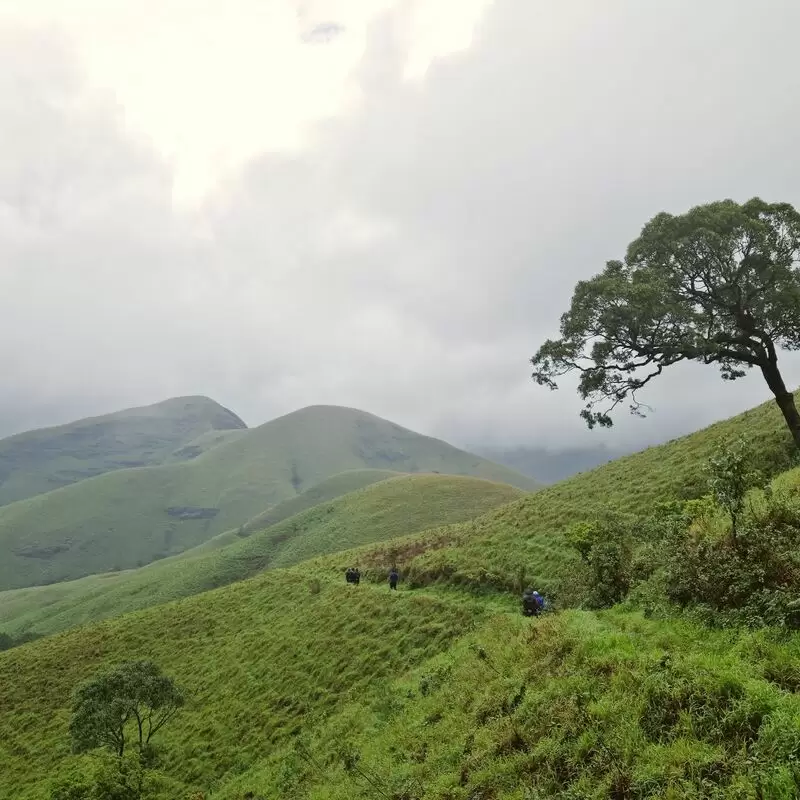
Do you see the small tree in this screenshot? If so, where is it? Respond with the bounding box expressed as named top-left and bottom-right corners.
top-left (69, 661), bottom-right (184, 758)
top-left (566, 516), bottom-right (634, 608)
top-left (531, 198), bottom-right (800, 448)
top-left (706, 438), bottom-right (762, 541)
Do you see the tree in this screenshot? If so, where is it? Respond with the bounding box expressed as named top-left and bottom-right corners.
top-left (531, 198), bottom-right (800, 447)
top-left (706, 437), bottom-right (762, 541)
top-left (69, 661), bottom-right (184, 758)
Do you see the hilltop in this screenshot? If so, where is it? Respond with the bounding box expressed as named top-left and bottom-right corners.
top-left (0, 404), bottom-right (537, 590)
top-left (0, 473), bottom-right (522, 636)
top-left (0, 396), bottom-right (246, 508)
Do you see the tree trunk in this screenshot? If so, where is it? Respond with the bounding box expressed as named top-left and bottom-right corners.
top-left (760, 360), bottom-right (800, 449)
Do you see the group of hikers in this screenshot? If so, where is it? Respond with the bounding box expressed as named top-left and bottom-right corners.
top-left (345, 566), bottom-right (399, 590)
top-left (345, 566), bottom-right (547, 613)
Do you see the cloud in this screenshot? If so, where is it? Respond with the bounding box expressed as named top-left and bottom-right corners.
top-left (2, 1), bottom-right (800, 450)
top-left (301, 22), bottom-right (347, 44)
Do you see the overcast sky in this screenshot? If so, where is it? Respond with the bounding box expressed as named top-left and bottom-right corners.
top-left (2, 0), bottom-right (800, 450)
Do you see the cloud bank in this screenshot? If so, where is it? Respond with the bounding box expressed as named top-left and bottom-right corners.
top-left (2, 0), bottom-right (800, 450)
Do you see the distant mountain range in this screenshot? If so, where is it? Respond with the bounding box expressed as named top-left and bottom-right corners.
top-left (0, 397), bottom-right (537, 591)
top-left (472, 443), bottom-right (635, 484)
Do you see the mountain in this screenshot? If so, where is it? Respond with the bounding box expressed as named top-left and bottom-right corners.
top-left (0, 473), bottom-right (522, 637)
top-left (0, 396), bottom-right (246, 508)
top-left (1, 392), bottom-right (800, 799)
top-left (473, 443), bottom-right (635, 483)
top-left (0, 404), bottom-right (538, 590)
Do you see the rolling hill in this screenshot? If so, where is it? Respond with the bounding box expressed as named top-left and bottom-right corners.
top-left (0, 474), bottom-right (523, 637)
top-left (0, 406), bottom-right (537, 591)
top-left (0, 395), bottom-right (246, 508)
top-left (4, 415), bottom-right (800, 797)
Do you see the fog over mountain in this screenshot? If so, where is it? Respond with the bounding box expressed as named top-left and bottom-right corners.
top-left (3, 0), bottom-right (800, 453)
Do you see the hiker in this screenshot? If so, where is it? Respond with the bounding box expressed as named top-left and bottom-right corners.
top-left (352, 567), bottom-right (361, 585)
top-left (521, 588), bottom-right (541, 617)
top-left (389, 568), bottom-right (399, 590)
top-left (345, 567), bottom-right (355, 584)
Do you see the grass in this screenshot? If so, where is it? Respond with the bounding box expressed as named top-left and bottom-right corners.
top-left (0, 474), bottom-right (522, 637)
top-left (0, 572), bottom-right (486, 800)
top-left (0, 405), bottom-right (537, 591)
top-left (229, 607), bottom-right (800, 799)
top-left (0, 395), bottom-right (245, 508)
top-left (364, 390), bottom-right (798, 598)
top-left (2, 392), bottom-right (800, 798)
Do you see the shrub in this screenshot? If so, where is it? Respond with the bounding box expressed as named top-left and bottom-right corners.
top-left (565, 514), bottom-right (634, 608)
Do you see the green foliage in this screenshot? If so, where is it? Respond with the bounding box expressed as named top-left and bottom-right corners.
top-left (566, 515), bottom-right (634, 608)
top-left (663, 481), bottom-right (800, 625)
top-left (69, 661), bottom-right (184, 758)
top-left (531, 198), bottom-right (800, 443)
top-left (46, 752), bottom-right (179, 800)
top-left (0, 405), bottom-right (536, 592)
top-left (706, 437), bottom-right (763, 538)
top-left (0, 474), bottom-right (521, 637)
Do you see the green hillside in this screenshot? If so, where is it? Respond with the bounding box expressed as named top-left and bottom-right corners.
top-left (238, 468), bottom-right (403, 536)
top-left (0, 474), bottom-right (522, 637)
top-left (3, 393), bottom-right (800, 797)
top-left (369, 391), bottom-right (798, 598)
top-left (0, 405), bottom-right (537, 591)
top-left (6, 558), bottom-right (800, 798)
top-left (0, 396), bottom-right (246, 508)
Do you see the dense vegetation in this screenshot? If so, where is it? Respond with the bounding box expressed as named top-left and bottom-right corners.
top-left (0, 474), bottom-right (521, 637)
top-left (0, 404), bottom-right (536, 591)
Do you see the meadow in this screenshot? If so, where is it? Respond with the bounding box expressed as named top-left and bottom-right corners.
top-left (2, 391), bottom-right (800, 798)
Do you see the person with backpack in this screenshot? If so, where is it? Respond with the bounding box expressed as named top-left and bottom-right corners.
top-left (388, 568), bottom-right (399, 590)
top-left (352, 567), bottom-right (361, 585)
top-left (522, 587), bottom-right (542, 616)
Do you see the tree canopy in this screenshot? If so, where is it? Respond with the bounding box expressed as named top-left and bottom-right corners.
top-left (531, 198), bottom-right (800, 446)
top-left (69, 660), bottom-right (184, 758)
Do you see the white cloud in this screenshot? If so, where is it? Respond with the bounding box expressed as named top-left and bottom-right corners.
top-left (1, 0), bottom-right (800, 451)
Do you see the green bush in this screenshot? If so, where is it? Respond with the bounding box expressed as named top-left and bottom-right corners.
top-left (565, 514), bottom-right (635, 608)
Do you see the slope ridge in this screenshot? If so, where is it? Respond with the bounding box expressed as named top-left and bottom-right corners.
top-left (0, 474), bottom-right (522, 636)
top-left (0, 405), bottom-right (536, 591)
top-left (0, 395), bottom-right (246, 508)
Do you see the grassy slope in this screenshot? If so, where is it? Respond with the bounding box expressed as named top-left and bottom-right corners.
top-left (0, 474), bottom-right (522, 637)
top-left (2, 395), bottom-right (797, 798)
top-left (5, 575), bottom-right (800, 798)
top-left (368, 392), bottom-right (799, 598)
top-left (0, 395), bottom-right (246, 508)
top-left (0, 573), bottom-right (486, 800)
top-left (234, 606), bottom-right (800, 800)
top-left (0, 405), bottom-right (537, 591)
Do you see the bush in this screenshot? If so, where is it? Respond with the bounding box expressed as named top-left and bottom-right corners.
top-left (49, 753), bottom-right (156, 800)
top-left (664, 489), bottom-right (800, 625)
top-left (564, 513), bottom-right (635, 608)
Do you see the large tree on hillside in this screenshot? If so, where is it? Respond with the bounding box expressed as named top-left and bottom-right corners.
top-left (531, 198), bottom-right (800, 448)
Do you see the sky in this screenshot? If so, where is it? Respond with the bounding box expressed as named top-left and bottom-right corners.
top-left (2, 0), bottom-right (800, 450)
